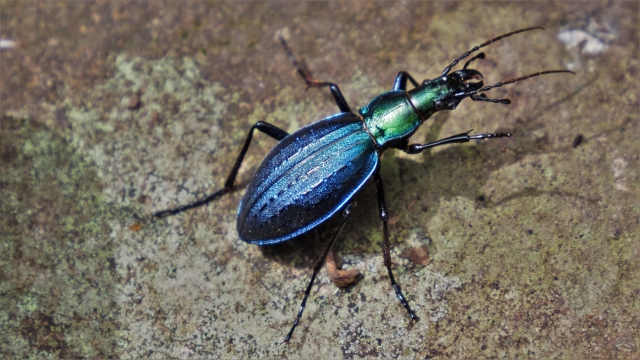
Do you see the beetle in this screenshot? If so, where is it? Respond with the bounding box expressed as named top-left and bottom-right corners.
top-left (153, 26), bottom-right (574, 342)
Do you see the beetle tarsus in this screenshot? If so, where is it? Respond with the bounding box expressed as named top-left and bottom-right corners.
top-left (284, 203), bottom-right (353, 343)
top-left (279, 36), bottom-right (352, 113)
top-left (373, 170), bottom-right (419, 321)
top-left (151, 188), bottom-right (230, 217)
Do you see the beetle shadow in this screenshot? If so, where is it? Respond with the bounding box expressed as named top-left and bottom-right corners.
top-left (257, 75), bottom-right (593, 273)
top-left (258, 216), bottom-right (355, 272)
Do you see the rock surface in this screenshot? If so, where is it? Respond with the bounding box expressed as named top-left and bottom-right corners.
top-left (1, 2), bottom-right (638, 358)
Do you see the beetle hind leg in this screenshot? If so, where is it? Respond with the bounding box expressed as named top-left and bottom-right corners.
top-left (152, 121), bottom-right (289, 217)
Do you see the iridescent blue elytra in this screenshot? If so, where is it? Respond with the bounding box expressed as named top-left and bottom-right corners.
top-left (238, 113), bottom-right (377, 244)
top-left (152, 27), bottom-right (574, 343)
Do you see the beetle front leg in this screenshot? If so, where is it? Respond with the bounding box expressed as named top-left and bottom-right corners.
top-left (284, 203), bottom-right (354, 343)
top-left (152, 121), bottom-right (289, 217)
top-left (279, 36), bottom-right (352, 113)
top-left (373, 170), bottom-right (419, 321)
top-left (401, 130), bottom-right (514, 154)
top-left (393, 71), bottom-right (421, 91)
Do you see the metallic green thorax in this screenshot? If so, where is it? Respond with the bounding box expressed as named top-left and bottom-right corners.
top-left (359, 77), bottom-right (458, 148)
top-left (359, 91), bottom-right (421, 147)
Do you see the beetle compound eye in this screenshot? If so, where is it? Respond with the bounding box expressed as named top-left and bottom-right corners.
top-left (435, 100), bottom-right (445, 110)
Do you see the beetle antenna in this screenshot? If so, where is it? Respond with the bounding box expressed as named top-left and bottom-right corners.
top-left (442, 26), bottom-right (544, 76)
top-left (466, 70), bottom-right (575, 96)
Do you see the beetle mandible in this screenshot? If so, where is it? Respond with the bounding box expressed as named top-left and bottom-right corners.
top-left (153, 26), bottom-right (574, 342)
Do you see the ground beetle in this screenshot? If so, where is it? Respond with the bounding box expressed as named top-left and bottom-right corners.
top-left (153, 26), bottom-right (574, 342)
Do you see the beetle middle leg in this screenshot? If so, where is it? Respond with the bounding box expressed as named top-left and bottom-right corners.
top-left (374, 169), bottom-right (419, 321)
top-left (284, 203), bottom-right (354, 343)
top-left (279, 36), bottom-right (352, 113)
top-left (152, 121), bottom-right (289, 217)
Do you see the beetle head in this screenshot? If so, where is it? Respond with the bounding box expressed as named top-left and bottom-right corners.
top-left (434, 69), bottom-right (484, 111)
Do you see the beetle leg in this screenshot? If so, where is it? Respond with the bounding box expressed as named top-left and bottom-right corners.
top-left (152, 121), bottom-right (289, 217)
top-left (373, 170), bottom-right (419, 321)
top-left (284, 203), bottom-right (353, 343)
top-left (393, 71), bottom-right (421, 91)
top-left (401, 130), bottom-right (514, 154)
top-left (279, 36), bottom-right (352, 113)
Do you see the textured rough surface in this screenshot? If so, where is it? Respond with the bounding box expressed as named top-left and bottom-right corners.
top-left (1, 2), bottom-right (638, 358)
